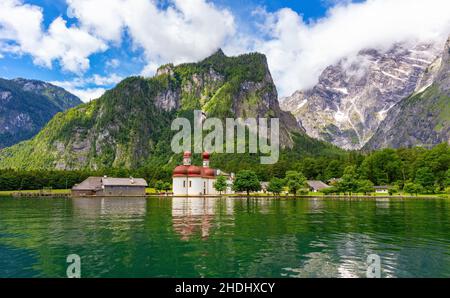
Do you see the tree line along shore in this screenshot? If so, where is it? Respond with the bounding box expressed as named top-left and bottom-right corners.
top-left (0, 143), bottom-right (448, 197)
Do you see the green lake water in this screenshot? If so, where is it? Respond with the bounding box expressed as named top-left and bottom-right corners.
top-left (0, 196), bottom-right (449, 278)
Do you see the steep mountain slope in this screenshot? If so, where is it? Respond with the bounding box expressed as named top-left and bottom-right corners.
top-left (11, 78), bottom-right (82, 110)
top-left (0, 50), bottom-right (326, 171)
top-left (281, 42), bottom-right (443, 149)
top-left (0, 78), bottom-right (82, 148)
top-left (364, 38), bottom-right (450, 150)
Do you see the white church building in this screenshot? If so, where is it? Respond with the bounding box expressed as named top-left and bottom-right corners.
top-left (172, 151), bottom-right (234, 196)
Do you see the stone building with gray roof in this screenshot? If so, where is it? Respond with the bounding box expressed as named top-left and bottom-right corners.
top-left (306, 180), bottom-right (331, 192)
top-left (72, 176), bottom-right (148, 197)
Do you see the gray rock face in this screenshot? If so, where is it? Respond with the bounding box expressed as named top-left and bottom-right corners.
top-left (232, 68), bottom-right (304, 147)
top-left (364, 37), bottom-right (450, 150)
top-left (436, 38), bottom-right (450, 93)
top-left (281, 42), bottom-right (444, 149)
top-left (155, 50), bottom-right (303, 148)
top-left (155, 88), bottom-right (181, 111)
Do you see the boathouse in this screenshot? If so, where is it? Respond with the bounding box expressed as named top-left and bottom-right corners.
top-left (306, 180), bottom-right (331, 192)
top-left (72, 176), bottom-right (148, 197)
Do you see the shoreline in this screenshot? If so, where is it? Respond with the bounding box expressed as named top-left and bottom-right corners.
top-left (0, 190), bottom-right (447, 200)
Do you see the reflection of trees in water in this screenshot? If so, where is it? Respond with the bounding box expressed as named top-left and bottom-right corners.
top-left (279, 232), bottom-right (399, 278)
top-left (0, 245), bottom-right (40, 277)
top-left (1, 197), bottom-right (449, 277)
top-left (0, 198), bottom-right (73, 277)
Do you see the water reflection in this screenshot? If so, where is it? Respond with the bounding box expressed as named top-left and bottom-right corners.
top-left (171, 197), bottom-right (235, 240)
top-left (0, 196), bottom-right (449, 277)
top-left (72, 197), bottom-right (147, 218)
top-left (308, 198), bottom-right (325, 213)
top-left (376, 198), bottom-right (391, 209)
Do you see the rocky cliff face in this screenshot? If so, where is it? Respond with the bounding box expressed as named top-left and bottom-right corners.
top-left (0, 50), bottom-right (306, 170)
top-left (0, 78), bottom-right (82, 148)
top-left (281, 42), bottom-right (444, 150)
top-left (364, 38), bottom-right (450, 150)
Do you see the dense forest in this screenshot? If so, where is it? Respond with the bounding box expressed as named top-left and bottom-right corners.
top-left (0, 143), bottom-right (448, 193)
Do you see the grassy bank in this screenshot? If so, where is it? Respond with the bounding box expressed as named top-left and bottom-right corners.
top-left (0, 189), bottom-right (71, 196)
top-left (0, 188), bottom-right (158, 197)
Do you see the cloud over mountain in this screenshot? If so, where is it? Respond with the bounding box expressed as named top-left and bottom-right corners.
top-left (254, 0), bottom-right (450, 97)
top-left (1, 0), bottom-right (450, 99)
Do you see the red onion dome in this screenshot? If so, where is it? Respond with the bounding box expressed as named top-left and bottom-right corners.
top-left (202, 151), bottom-right (210, 160)
top-left (204, 168), bottom-right (216, 177)
top-left (183, 151), bottom-right (192, 158)
top-left (187, 166), bottom-right (202, 176)
top-left (173, 165), bottom-right (188, 176)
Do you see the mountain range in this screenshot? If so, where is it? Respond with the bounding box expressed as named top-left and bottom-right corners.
top-left (281, 39), bottom-right (449, 150)
top-left (0, 78), bottom-right (82, 148)
top-left (0, 37), bottom-right (448, 171)
top-left (0, 50), bottom-right (340, 171)
top-left (365, 37), bottom-right (450, 150)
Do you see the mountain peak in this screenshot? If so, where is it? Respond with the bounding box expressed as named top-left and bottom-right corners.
top-left (211, 48), bottom-right (226, 58)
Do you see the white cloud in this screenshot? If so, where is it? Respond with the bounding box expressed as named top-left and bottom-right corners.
top-left (68, 0), bottom-right (236, 75)
top-left (140, 61), bottom-right (160, 77)
top-left (0, 0), bottom-right (107, 73)
top-left (3, 0), bottom-right (450, 100)
top-left (51, 73), bottom-right (123, 102)
top-left (90, 73), bottom-right (123, 86)
top-left (253, 0), bottom-right (450, 97)
top-left (65, 87), bottom-right (107, 102)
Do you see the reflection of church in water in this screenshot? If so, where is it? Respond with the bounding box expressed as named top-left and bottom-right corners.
top-left (172, 197), bottom-right (234, 241)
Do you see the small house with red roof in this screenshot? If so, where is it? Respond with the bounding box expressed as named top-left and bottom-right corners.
top-left (173, 151), bottom-right (234, 196)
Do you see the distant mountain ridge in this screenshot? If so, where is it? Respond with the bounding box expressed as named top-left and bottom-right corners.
top-left (0, 50), bottom-right (341, 171)
top-left (281, 41), bottom-right (445, 150)
top-left (0, 78), bottom-right (82, 148)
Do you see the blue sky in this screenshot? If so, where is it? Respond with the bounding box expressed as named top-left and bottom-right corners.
top-left (0, 1), bottom-right (333, 79)
top-left (0, 0), bottom-right (341, 100)
top-left (0, 0), bottom-right (449, 101)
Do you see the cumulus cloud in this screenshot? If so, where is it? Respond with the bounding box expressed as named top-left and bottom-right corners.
top-left (3, 0), bottom-right (450, 101)
top-left (1, 0), bottom-right (235, 101)
top-left (51, 73), bottom-right (123, 102)
top-left (64, 87), bottom-right (107, 102)
top-left (1, 0), bottom-right (234, 76)
top-left (67, 0), bottom-right (236, 74)
top-left (0, 0), bottom-right (107, 73)
top-left (254, 0), bottom-right (450, 97)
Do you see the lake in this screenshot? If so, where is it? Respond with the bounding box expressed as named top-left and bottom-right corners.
top-left (0, 196), bottom-right (449, 278)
